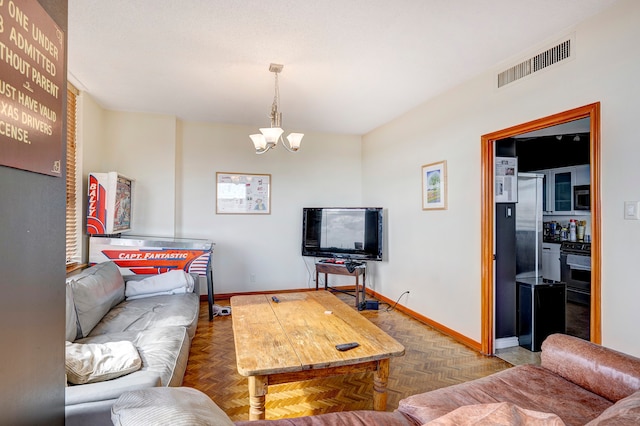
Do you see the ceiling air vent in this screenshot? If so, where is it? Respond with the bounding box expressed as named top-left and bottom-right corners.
top-left (497, 37), bottom-right (573, 88)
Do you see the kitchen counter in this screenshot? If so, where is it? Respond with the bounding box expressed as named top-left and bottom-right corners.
top-left (516, 276), bottom-right (565, 286)
top-left (543, 238), bottom-right (562, 244)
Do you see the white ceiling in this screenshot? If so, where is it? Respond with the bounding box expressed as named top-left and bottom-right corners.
top-left (67, 0), bottom-right (620, 135)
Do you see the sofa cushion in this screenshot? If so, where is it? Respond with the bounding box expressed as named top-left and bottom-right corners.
top-left (66, 341), bottom-right (141, 385)
top-left (89, 293), bottom-right (200, 339)
top-left (76, 326), bottom-right (191, 387)
top-left (111, 387), bottom-right (234, 426)
top-left (88, 293), bottom-right (199, 340)
top-left (585, 390), bottom-right (640, 425)
top-left (66, 283), bottom-right (80, 341)
top-left (69, 262), bottom-right (125, 337)
top-left (398, 364), bottom-right (612, 426)
top-left (423, 402), bottom-right (565, 425)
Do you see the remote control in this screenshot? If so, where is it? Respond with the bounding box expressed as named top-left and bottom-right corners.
top-left (335, 342), bottom-right (359, 351)
top-left (271, 296), bottom-right (280, 303)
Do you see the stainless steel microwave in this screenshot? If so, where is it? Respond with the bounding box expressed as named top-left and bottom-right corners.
top-left (574, 185), bottom-right (590, 210)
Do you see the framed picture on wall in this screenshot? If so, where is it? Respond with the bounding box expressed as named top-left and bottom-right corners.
top-left (216, 172), bottom-right (271, 214)
top-left (422, 160), bottom-right (447, 210)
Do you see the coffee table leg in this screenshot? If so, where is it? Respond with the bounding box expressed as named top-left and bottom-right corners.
top-left (373, 358), bottom-right (389, 411)
top-left (248, 375), bottom-right (267, 420)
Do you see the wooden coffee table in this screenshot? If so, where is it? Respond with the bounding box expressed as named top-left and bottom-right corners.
top-left (230, 291), bottom-right (405, 420)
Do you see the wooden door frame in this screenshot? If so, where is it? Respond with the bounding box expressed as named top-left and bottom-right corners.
top-left (480, 103), bottom-right (601, 355)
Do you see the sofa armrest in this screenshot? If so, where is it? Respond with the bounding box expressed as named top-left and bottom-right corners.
top-left (541, 333), bottom-right (640, 402)
top-left (65, 371), bottom-right (162, 426)
top-left (65, 370), bottom-right (162, 406)
top-left (65, 399), bottom-right (117, 426)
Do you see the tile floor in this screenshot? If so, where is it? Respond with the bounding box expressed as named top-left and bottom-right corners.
top-left (496, 345), bottom-right (541, 366)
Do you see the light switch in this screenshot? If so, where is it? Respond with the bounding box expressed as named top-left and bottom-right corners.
top-left (624, 201), bottom-right (640, 220)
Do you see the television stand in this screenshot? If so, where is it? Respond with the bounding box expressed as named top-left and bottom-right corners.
top-left (315, 261), bottom-right (366, 310)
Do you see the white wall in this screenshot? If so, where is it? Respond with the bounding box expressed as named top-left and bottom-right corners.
top-left (103, 111), bottom-right (178, 236)
top-left (78, 92), bottom-right (107, 259)
top-left (362, 0), bottom-right (640, 356)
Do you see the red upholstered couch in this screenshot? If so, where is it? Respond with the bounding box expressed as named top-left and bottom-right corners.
top-left (235, 334), bottom-right (640, 425)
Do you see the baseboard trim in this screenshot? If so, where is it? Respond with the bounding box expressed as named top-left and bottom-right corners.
top-left (365, 288), bottom-right (483, 353)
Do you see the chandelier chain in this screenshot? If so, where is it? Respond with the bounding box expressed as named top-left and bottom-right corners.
top-left (270, 72), bottom-right (280, 126)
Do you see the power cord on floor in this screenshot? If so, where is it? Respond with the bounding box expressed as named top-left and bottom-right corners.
top-left (385, 291), bottom-right (410, 312)
top-left (212, 304), bottom-right (231, 317)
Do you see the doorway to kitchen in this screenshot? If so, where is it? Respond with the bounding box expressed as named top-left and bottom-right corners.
top-left (479, 103), bottom-right (601, 356)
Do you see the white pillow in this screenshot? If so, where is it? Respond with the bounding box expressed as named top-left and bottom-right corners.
top-left (66, 340), bottom-right (142, 385)
top-left (125, 270), bottom-right (194, 299)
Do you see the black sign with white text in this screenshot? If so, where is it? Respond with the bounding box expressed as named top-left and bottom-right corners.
top-left (0, 0), bottom-right (65, 176)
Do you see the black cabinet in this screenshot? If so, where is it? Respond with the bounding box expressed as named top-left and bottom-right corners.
top-left (495, 203), bottom-right (517, 338)
top-left (517, 279), bottom-right (566, 351)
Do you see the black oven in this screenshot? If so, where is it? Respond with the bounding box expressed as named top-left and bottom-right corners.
top-left (574, 185), bottom-right (590, 210)
top-left (560, 242), bottom-right (591, 305)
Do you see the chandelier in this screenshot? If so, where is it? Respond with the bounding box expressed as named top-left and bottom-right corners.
top-left (249, 63), bottom-right (304, 154)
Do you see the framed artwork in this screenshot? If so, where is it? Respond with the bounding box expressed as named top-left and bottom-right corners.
top-left (422, 160), bottom-right (447, 210)
top-left (216, 172), bottom-right (271, 214)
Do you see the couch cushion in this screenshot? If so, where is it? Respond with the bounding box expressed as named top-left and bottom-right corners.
top-left (66, 340), bottom-right (142, 385)
top-left (585, 390), bottom-right (640, 425)
top-left (398, 364), bottom-right (612, 426)
top-left (423, 402), bottom-right (565, 425)
top-left (69, 262), bottom-right (125, 337)
top-left (66, 283), bottom-right (80, 341)
top-left (76, 326), bottom-right (191, 387)
top-left (111, 387), bottom-right (234, 426)
top-left (88, 293), bottom-right (199, 340)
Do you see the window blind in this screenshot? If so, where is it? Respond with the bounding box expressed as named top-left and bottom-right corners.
top-left (66, 84), bottom-right (79, 267)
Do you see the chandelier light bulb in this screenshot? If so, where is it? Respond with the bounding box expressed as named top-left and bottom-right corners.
top-left (286, 133), bottom-right (304, 151)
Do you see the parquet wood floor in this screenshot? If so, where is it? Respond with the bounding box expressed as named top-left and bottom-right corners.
top-left (182, 291), bottom-right (512, 422)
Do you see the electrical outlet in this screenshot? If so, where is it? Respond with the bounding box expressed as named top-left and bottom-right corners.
top-left (249, 273), bottom-right (256, 283)
top-left (624, 201), bottom-right (640, 220)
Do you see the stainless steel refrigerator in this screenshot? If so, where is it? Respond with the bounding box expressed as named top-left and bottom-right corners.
top-left (515, 173), bottom-right (567, 351)
top-left (515, 173), bottom-right (544, 279)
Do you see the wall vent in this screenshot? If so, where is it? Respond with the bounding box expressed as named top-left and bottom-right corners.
top-left (497, 37), bottom-right (573, 88)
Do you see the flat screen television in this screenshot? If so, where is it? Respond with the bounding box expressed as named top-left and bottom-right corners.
top-left (302, 207), bottom-right (383, 261)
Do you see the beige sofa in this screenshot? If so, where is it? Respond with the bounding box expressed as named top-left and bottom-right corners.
top-left (232, 333), bottom-right (640, 425)
top-left (64, 261), bottom-right (200, 426)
